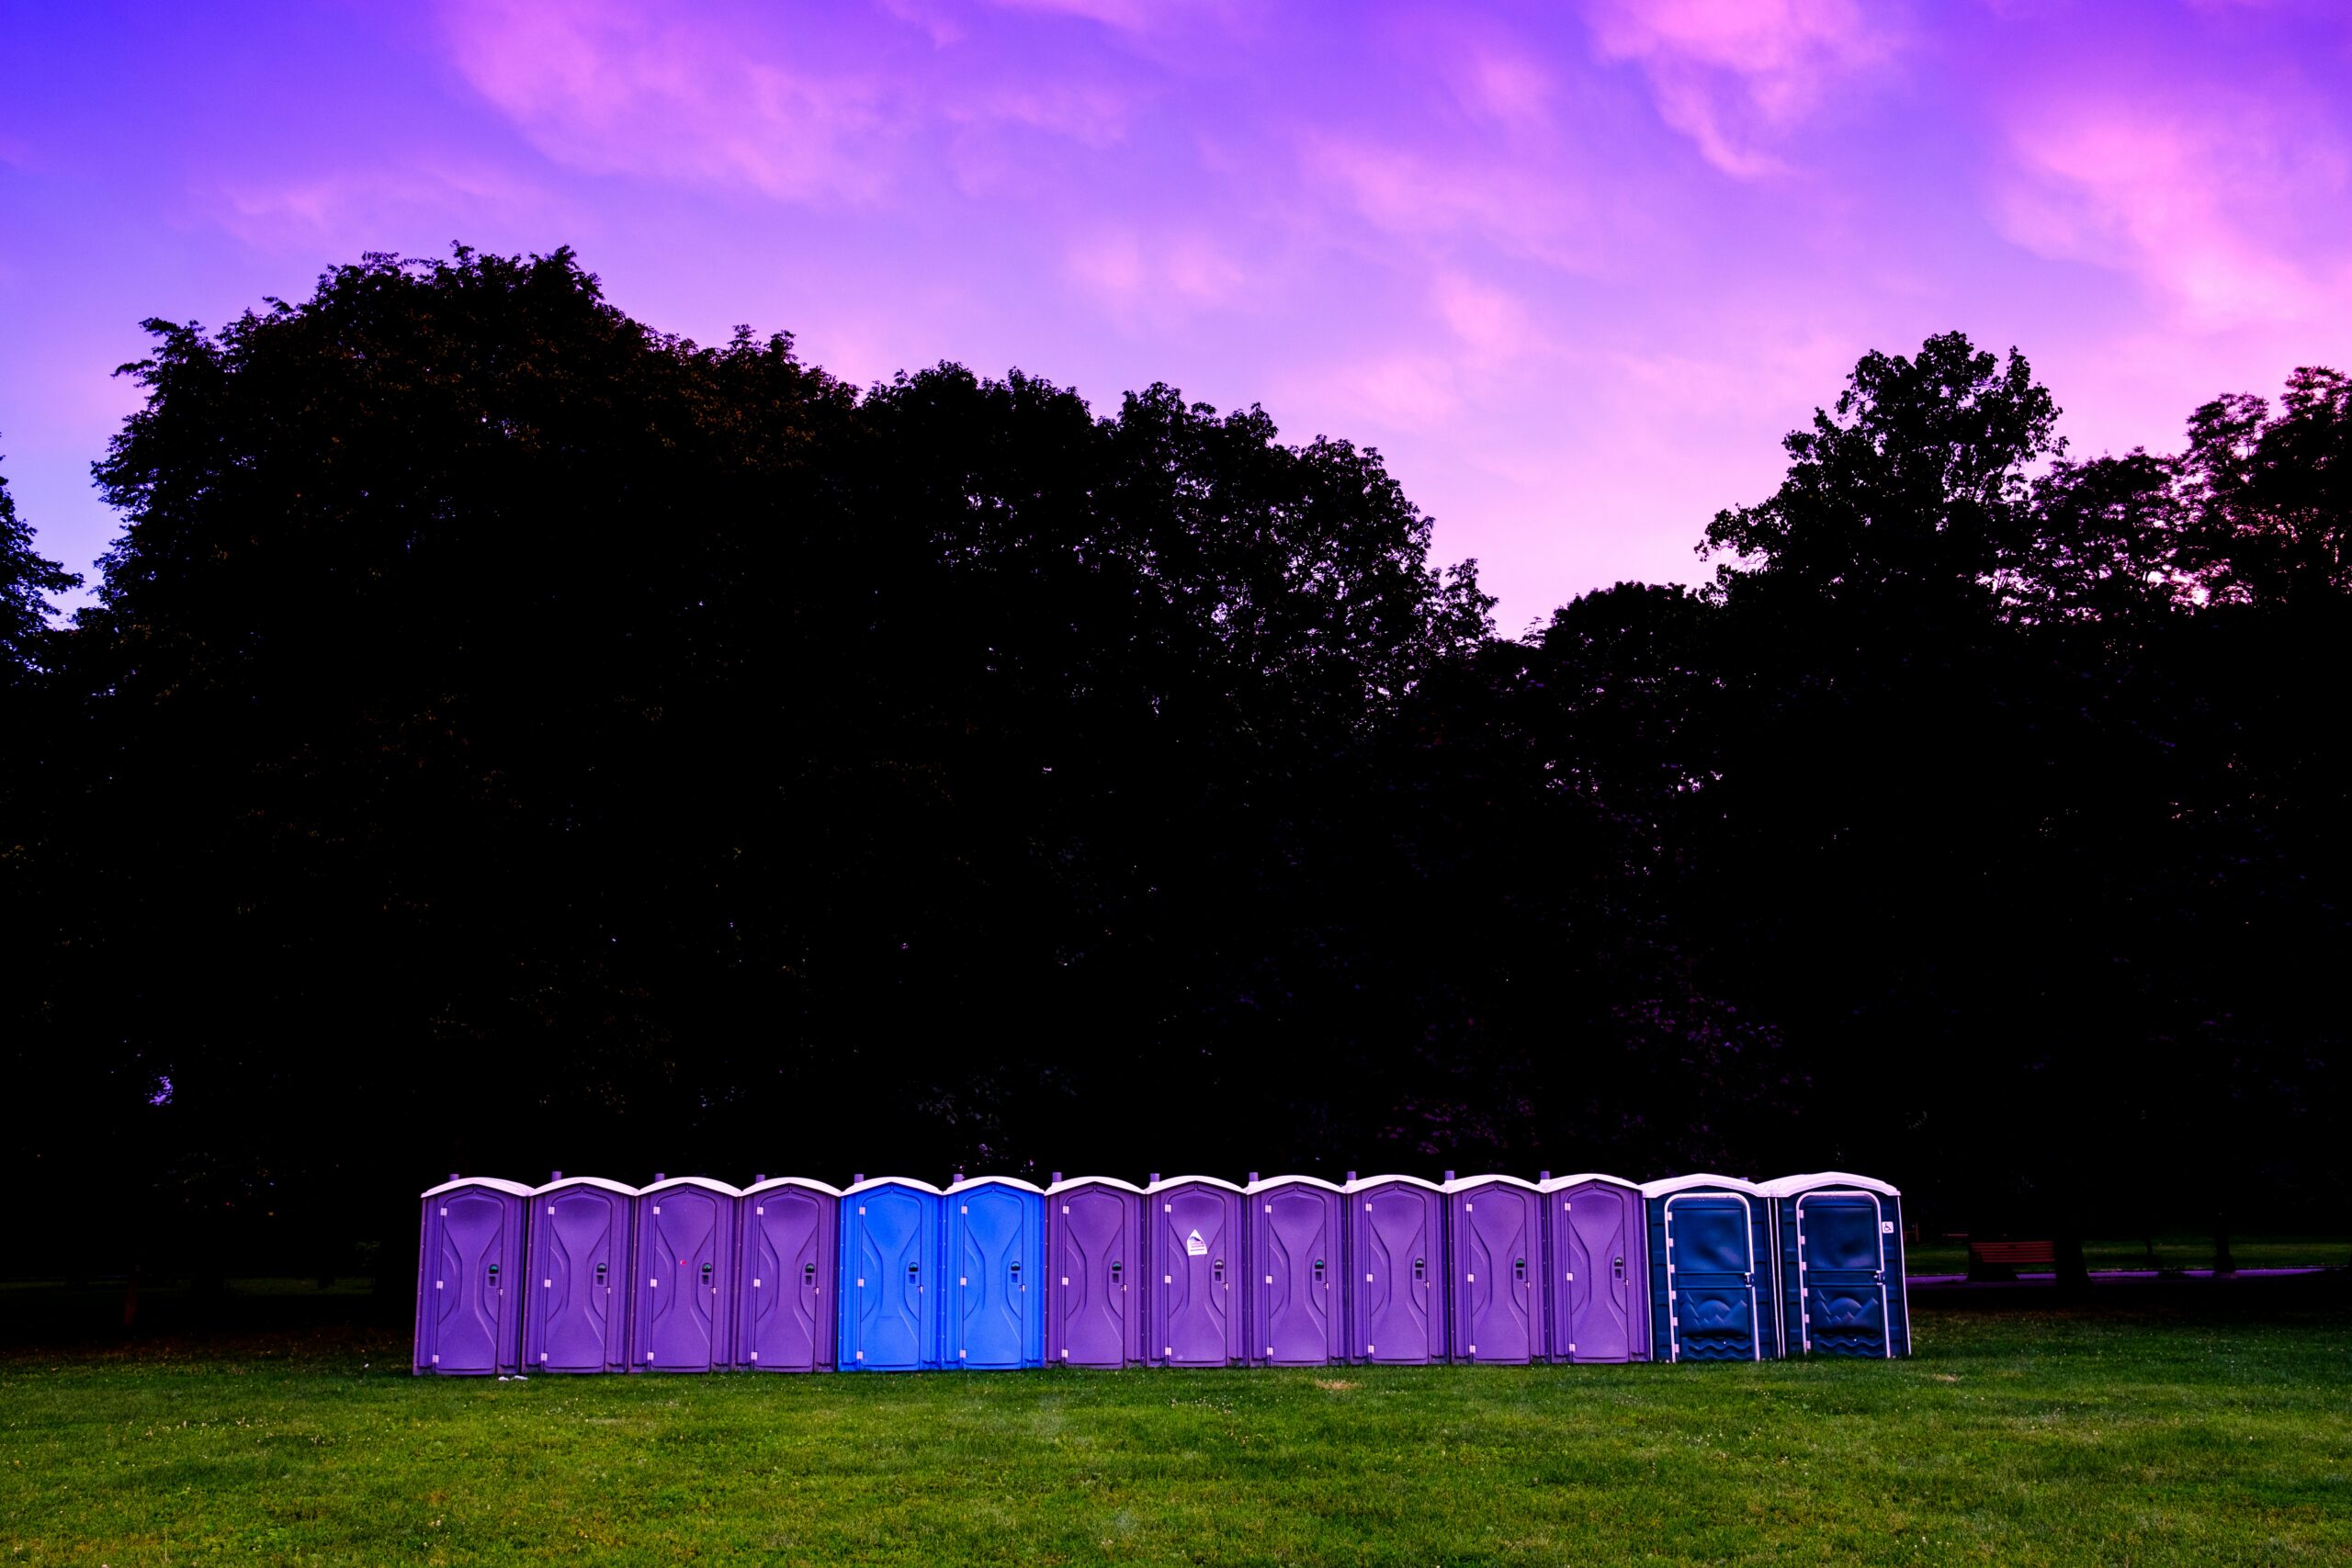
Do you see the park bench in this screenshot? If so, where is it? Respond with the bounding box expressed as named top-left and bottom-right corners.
top-left (1966, 1238), bottom-right (2055, 1281)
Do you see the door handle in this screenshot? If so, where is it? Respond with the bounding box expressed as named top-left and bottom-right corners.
top-left (1313, 1258), bottom-right (1327, 1286)
top-left (701, 1261), bottom-right (714, 1292)
top-left (803, 1262), bottom-right (817, 1290)
top-left (1213, 1258), bottom-right (1226, 1286)
top-left (1010, 1259), bottom-right (1024, 1291)
top-left (1110, 1260), bottom-right (1124, 1287)
top-left (1613, 1256), bottom-right (1625, 1281)
top-left (1412, 1257), bottom-right (1427, 1283)
top-left (1514, 1257), bottom-right (1528, 1284)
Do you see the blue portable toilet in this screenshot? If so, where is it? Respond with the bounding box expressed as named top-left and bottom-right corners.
top-left (525, 1175), bottom-right (636, 1374)
top-left (736, 1177), bottom-right (842, 1372)
top-left (414, 1176), bottom-right (531, 1375)
top-left (1046, 1175), bottom-right (1145, 1368)
top-left (944, 1176), bottom-right (1047, 1370)
top-left (1146, 1175), bottom-right (1248, 1367)
top-left (1245, 1175), bottom-right (1348, 1367)
top-left (1444, 1174), bottom-right (1547, 1364)
top-left (1344, 1174), bottom-right (1449, 1365)
top-left (1641, 1174), bottom-right (1781, 1362)
top-left (630, 1177), bottom-right (741, 1371)
top-left (1762, 1172), bottom-right (1911, 1359)
top-left (839, 1178), bottom-right (946, 1371)
top-left (1538, 1172), bottom-right (1651, 1363)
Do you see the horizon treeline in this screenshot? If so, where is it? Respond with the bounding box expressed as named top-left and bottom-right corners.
top-left (1, 248), bottom-right (2343, 1284)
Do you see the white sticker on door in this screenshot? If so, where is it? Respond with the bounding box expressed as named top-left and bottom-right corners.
top-left (1185, 1228), bottom-right (1208, 1257)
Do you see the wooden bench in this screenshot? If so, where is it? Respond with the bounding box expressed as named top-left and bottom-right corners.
top-left (1967, 1239), bottom-right (2055, 1280)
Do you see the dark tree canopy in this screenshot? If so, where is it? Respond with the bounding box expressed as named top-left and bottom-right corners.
top-left (0, 253), bottom-right (2341, 1289)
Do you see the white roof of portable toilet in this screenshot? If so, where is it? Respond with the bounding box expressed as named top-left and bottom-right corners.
top-left (741, 1176), bottom-right (844, 1198)
top-left (1245, 1174), bottom-right (1349, 1194)
top-left (1046, 1175), bottom-right (1147, 1196)
top-left (1342, 1173), bottom-right (1447, 1193)
top-left (1536, 1172), bottom-right (1642, 1193)
top-left (1758, 1171), bottom-right (1901, 1198)
top-left (1145, 1174), bottom-right (1247, 1194)
top-left (1637, 1172), bottom-right (1768, 1199)
top-left (420, 1176), bottom-right (535, 1200)
top-left (529, 1176), bottom-right (639, 1198)
top-left (945, 1175), bottom-right (1046, 1196)
top-left (1442, 1173), bottom-right (1544, 1194)
top-left (841, 1176), bottom-right (948, 1198)
top-left (638, 1176), bottom-right (746, 1198)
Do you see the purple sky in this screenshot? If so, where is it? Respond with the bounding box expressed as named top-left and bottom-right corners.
top-left (6, 1), bottom-right (2348, 629)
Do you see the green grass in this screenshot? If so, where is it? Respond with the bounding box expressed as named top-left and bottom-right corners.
top-left (1902, 1235), bottom-right (2351, 1277)
top-left (4, 1292), bottom-right (2347, 1566)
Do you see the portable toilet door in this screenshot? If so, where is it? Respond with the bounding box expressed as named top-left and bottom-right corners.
top-left (1146, 1176), bottom-right (1247, 1367)
top-left (839, 1178), bottom-right (945, 1371)
top-left (1763, 1173), bottom-right (1910, 1359)
top-left (736, 1178), bottom-right (842, 1372)
top-left (525, 1176), bottom-right (636, 1374)
top-left (1642, 1175), bottom-right (1780, 1362)
top-left (629, 1177), bottom-right (741, 1372)
top-left (1046, 1176), bottom-right (1144, 1369)
top-left (414, 1177), bottom-right (531, 1375)
top-left (1345, 1175), bottom-right (1448, 1365)
top-left (1245, 1176), bottom-right (1347, 1367)
top-left (944, 1177), bottom-right (1047, 1370)
top-left (1445, 1175), bottom-right (1546, 1364)
top-left (1539, 1174), bottom-right (1650, 1363)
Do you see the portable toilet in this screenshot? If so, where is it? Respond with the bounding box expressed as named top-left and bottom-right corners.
top-left (1539, 1173), bottom-right (1651, 1363)
top-left (1642, 1174), bottom-right (1781, 1362)
top-left (1762, 1172), bottom-right (1910, 1359)
top-left (838, 1178), bottom-right (946, 1371)
top-left (736, 1177), bottom-right (842, 1372)
top-left (525, 1175), bottom-right (637, 1374)
top-left (1444, 1174), bottom-right (1546, 1364)
top-left (1145, 1175), bottom-right (1247, 1367)
top-left (944, 1176), bottom-right (1047, 1370)
top-left (1245, 1175), bottom-right (1347, 1366)
top-left (1345, 1174), bottom-right (1448, 1365)
top-left (1046, 1175), bottom-right (1145, 1368)
top-left (414, 1176), bottom-right (531, 1375)
top-left (630, 1177), bottom-right (741, 1372)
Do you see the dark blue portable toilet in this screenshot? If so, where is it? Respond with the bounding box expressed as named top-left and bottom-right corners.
top-left (736, 1177), bottom-right (842, 1372)
top-left (944, 1177), bottom-right (1047, 1370)
top-left (839, 1178), bottom-right (945, 1371)
top-left (1763, 1172), bottom-right (1910, 1359)
top-left (1539, 1173), bottom-right (1651, 1363)
top-left (525, 1175), bottom-right (636, 1374)
top-left (1245, 1176), bottom-right (1347, 1366)
top-left (1344, 1174), bottom-right (1448, 1365)
top-left (414, 1176), bottom-right (530, 1375)
top-left (1146, 1175), bottom-right (1247, 1367)
top-left (630, 1177), bottom-right (741, 1372)
top-left (1642, 1174), bottom-right (1781, 1362)
top-left (1046, 1175), bottom-right (1144, 1368)
top-left (1444, 1175), bottom-right (1547, 1364)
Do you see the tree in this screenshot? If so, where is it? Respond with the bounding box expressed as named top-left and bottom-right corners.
top-left (0, 451), bottom-right (81, 682)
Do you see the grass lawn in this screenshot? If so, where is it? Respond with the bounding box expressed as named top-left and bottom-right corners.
top-left (4, 1282), bottom-right (2347, 1566)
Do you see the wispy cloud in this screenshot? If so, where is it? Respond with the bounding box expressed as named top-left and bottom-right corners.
top-left (1992, 94), bottom-right (2352, 327)
top-left (1582, 0), bottom-right (1899, 176)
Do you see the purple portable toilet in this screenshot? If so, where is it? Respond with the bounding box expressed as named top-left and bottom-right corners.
top-left (1145, 1175), bottom-right (1247, 1368)
top-left (1245, 1176), bottom-right (1347, 1366)
top-left (736, 1178), bottom-right (842, 1372)
top-left (1540, 1173), bottom-right (1651, 1363)
top-left (1046, 1176), bottom-right (1145, 1368)
top-left (525, 1176), bottom-right (637, 1374)
top-left (629, 1177), bottom-right (742, 1372)
top-left (1445, 1174), bottom-right (1547, 1364)
top-left (413, 1176), bottom-right (531, 1376)
top-left (1344, 1174), bottom-right (1448, 1365)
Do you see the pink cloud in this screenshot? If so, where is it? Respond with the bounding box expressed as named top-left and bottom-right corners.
top-left (1582, 0), bottom-right (1898, 176)
top-left (1993, 95), bottom-right (2351, 328)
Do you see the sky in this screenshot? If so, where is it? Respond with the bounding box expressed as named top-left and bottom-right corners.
top-left (4, 0), bottom-right (2349, 631)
